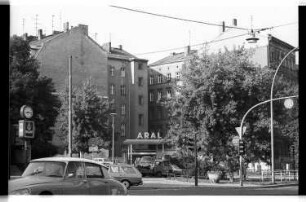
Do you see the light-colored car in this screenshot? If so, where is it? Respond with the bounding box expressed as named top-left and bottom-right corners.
top-left (9, 157), bottom-right (127, 195)
top-left (93, 158), bottom-right (113, 168)
top-left (108, 164), bottom-right (143, 189)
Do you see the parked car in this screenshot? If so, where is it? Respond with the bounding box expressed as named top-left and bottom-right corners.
top-left (153, 160), bottom-right (183, 177)
top-left (108, 163), bottom-right (143, 189)
top-left (9, 157), bottom-right (127, 195)
top-left (134, 156), bottom-right (155, 176)
top-left (93, 158), bottom-right (113, 168)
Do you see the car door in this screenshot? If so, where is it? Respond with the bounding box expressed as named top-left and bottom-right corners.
top-left (109, 165), bottom-right (122, 181)
top-left (85, 162), bottom-right (109, 195)
top-left (61, 161), bottom-right (90, 195)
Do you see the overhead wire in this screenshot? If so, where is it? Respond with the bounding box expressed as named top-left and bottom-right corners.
top-left (109, 5), bottom-right (249, 31)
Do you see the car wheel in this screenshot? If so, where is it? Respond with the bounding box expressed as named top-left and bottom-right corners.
top-left (121, 180), bottom-right (130, 189)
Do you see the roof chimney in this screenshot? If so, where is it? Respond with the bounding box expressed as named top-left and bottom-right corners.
top-left (37, 29), bottom-right (43, 40)
top-left (232, 18), bottom-right (237, 26)
top-left (184, 45), bottom-right (190, 56)
top-left (78, 24), bottom-right (88, 35)
top-left (22, 33), bottom-right (28, 41)
top-left (102, 42), bottom-right (111, 53)
top-left (63, 22), bottom-right (69, 32)
top-left (119, 45), bottom-right (122, 50)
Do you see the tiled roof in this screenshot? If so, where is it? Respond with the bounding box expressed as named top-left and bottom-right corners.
top-left (149, 50), bottom-right (197, 66)
top-left (108, 47), bottom-right (138, 60)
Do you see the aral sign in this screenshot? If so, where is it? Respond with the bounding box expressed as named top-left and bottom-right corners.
top-left (137, 132), bottom-right (161, 139)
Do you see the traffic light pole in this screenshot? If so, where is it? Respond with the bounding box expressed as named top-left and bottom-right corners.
top-left (239, 130), bottom-right (243, 187)
top-left (194, 132), bottom-right (198, 186)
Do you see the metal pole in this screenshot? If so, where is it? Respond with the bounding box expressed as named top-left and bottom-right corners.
top-left (270, 47), bottom-right (298, 184)
top-left (194, 132), bottom-right (198, 186)
top-left (239, 95), bottom-right (298, 186)
top-left (112, 115), bottom-right (115, 163)
top-left (110, 113), bottom-right (116, 163)
top-left (68, 56), bottom-right (72, 157)
top-left (239, 127), bottom-right (243, 186)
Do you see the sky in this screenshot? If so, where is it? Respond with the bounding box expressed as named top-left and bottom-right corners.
top-left (10, 0), bottom-right (299, 63)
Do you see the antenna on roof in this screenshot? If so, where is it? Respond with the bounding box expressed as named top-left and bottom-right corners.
top-left (22, 18), bottom-right (25, 34)
top-left (52, 15), bottom-right (55, 33)
top-left (109, 33), bottom-right (112, 42)
top-left (35, 14), bottom-right (38, 36)
top-left (188, 30), bottom-right (191, 46)
top-left (59, 10), bottom-right (62, 31)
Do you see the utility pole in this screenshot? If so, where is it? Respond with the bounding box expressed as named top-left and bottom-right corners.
top-left (68, 56), bottom-right (72, 157)
top-left (110, 113), bottom-right (117, 163)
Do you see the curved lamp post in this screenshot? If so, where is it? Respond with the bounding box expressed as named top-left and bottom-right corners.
top-left (239, 95), bottom-right (298, 186)
top-left (270, 47), bottom-right (298, 183)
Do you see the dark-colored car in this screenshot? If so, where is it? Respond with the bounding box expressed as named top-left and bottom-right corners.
top-left (9, 157), bottom-right (127, 195)
top-left (108, 164), bottom-right (143, 189)
top-left (153, 160), bottom-right (183, 177)
top-left (135, 156), bottom-right (155, 176)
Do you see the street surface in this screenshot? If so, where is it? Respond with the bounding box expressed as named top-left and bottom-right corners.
top-left (129, 177), bottom-right (298, 195)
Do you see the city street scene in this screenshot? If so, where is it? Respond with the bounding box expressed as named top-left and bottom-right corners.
top-left (8, 0), bottom-right (300, 197)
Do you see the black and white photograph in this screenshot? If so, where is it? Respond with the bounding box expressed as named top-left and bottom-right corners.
top-left (7, 0), bottom-right (301, 199)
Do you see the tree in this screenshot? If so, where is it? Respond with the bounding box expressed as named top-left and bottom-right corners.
top-left (9, 35), bottom-right (61, 159)
top-left (165, 46), bottom-right (298, 175)
top-left (55, 78), bottom-right (111, 156)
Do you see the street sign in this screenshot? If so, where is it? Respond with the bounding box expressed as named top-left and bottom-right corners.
top-left (235, 127), bottom-right (246, 136)
top-left (18, 120), bottom-right (35, 138)
top-left (232, 136), bottom-right (240, 146)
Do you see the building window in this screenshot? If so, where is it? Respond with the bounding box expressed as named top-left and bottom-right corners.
top-left (121, 123), bottom-right (126, 137)
top-left (138, 63), bottom-right (143, 70)
top-left (167, 73), bottom-right (171, 81)
top-left (157, 90), bottom-right (162, 101)
top-left (120, 85), bottom-right (126, 96)
top-left (176, 72), bottom-right (180, 79)
top-left (110, 84), bottom-right (115, 95)
top-left (139, 95), bottom-right (144, 105)
top-left (120, 67), bottom-right (125, 77)
top-left (167, 89), bottom-right (172, 98)
top-left (158, 75), bottom-right (162, 83)
top-left (138, 77), bottom-right (143, 87)
top-left (149, 92), bottom-right (154, 102)
top-left (138, 114), bottom-right (144, 126)
top-left (149, 76), bottom-right (154, 85)
top-left (121, 104), bottom-right (126, 115)
top-left (110, 66), bottom-right (115, 76)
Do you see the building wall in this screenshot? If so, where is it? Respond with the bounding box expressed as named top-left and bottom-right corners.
top-left (35, 28), bottom-right (108, 96)
top-left (148, 61), bottom-right (184, 138)
top-left (108, 57), bottom-right (149, 157)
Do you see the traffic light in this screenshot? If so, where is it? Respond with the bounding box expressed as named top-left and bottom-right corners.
top-left (239, 140), bottom-right (246, 155)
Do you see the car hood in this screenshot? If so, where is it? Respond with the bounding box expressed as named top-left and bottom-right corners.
top-left (9, 176), bottom-right (62, 192)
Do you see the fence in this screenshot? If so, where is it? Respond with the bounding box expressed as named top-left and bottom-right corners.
top-left (261, 170), bottom-right (299, 182)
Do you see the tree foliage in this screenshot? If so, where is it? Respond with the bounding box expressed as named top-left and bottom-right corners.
top-left (9, 35), bottom-right (61, 159)
top-left (165, 46), bottom-right (298, 172)
top-left (55, 79), bottom-right (111, 154)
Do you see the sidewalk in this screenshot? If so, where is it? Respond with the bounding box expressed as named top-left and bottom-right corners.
top-left (142, 177), bottom-right (298, 188)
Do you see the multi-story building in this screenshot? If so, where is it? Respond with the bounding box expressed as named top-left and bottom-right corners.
top-left (26, 23), bottom-right (149, 160)
top-left (102, 42), bottom-right (149, 160)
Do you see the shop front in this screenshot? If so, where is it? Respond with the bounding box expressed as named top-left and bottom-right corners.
top-left (123, 132), bottom-right (174, 164)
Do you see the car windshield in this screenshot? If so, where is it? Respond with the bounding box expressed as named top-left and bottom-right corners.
top-left (121, 166), bottom-right (137, 174)
top-left (22, 161), bottom-right (66, 178)
top-left (172, 164), bottom-right (180, 169)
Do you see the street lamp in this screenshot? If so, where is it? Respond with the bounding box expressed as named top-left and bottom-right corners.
top-left (270, 47), bottom-right (298, 184)
top-left (110, 113), bottom-right (117, 163)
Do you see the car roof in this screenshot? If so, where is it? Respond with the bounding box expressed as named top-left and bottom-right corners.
top-left (31, 156), bottom-right (105, 165)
